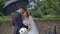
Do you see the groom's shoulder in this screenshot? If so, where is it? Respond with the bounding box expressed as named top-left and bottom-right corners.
top-left (14, 12), bottom-right (21, 15)
top-left (13, 12), bottom-right (21, 18)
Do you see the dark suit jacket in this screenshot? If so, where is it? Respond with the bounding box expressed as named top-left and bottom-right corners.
top-left (12, 12), bottom-right (28, 29)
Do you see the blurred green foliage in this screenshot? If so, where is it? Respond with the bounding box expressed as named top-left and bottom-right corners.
top-left (31, 0), bottom-right (60, 18)
top-left (0, 0), bottom-right (6, 13)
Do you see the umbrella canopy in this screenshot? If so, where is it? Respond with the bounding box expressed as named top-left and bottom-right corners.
top-left (2, 0), bottom-right (29, 16)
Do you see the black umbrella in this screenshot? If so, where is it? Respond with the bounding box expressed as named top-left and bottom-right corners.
top-left (2, 0), bottom-right (29, 15)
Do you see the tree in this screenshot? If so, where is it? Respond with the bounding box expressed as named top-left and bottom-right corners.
top-left (0, 0), bottom-right (6, 16)
top-left (30, 0), bottom-right (60, 18)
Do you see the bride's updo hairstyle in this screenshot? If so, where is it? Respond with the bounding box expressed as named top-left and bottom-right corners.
top-left (28, 12), bottom-right (33, 16)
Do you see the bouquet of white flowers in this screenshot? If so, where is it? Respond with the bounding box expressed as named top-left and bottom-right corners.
top-left (19, 27), bottom-right (28, 34)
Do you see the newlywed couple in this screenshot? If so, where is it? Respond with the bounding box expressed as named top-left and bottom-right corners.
top-left (12, 7), bottom-right (39, 34)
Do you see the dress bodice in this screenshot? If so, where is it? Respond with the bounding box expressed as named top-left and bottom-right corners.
top-left (23, 20), bottom-right (29, 25)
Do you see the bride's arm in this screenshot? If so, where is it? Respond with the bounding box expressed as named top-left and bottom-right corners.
top-left (27, 22), bottom-right (32, 29)
top-left (25, 21), bottom-right (31, 31)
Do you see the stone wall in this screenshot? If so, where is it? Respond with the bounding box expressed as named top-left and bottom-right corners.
top-left (0, 20), bottom-right (60, 34)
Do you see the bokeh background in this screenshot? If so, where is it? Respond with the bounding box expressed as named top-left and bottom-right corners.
top-left (0, 0), bottom-right (60, 34)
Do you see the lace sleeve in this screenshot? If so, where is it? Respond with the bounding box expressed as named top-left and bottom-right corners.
top-left (28, 20), bottom-right (32, 28)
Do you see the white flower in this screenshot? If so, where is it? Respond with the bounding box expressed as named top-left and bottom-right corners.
top-left (19, 27), bottom-right (28, 34)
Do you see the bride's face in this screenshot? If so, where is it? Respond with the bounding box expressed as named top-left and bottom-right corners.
top-left (23, 12), bottom-right (27, 17)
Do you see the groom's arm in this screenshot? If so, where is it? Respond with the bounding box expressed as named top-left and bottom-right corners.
top-left (12, 14), bottom-right (28, 29)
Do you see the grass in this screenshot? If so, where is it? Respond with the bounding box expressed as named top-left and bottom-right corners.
top-left (33, 16), bottom-right (60, 21)
top-left (0, 16), bottom-right (60, 25)
top-left (0, 16), bottom-right (12, 26)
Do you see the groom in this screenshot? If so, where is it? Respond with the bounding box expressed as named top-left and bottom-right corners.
top-left (12, 7), bottom-right (28, 34)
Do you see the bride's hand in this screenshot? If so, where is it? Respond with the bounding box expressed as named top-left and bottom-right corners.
top-left (27, 28), bottom-right (31, 31)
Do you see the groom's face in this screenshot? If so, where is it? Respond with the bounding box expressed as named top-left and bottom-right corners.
top-left (19, 8), bottom-right (25, 15)
top-left (21, 9), bottom-right (25, 15)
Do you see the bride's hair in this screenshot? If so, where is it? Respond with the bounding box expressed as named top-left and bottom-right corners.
top-left (28, 12), bottom-right (32, 16)
top-left (26, 12), bottom-right (29, 18)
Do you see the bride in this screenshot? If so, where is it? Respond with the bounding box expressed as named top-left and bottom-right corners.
top-left (23, 11), bottom-right (39, 34)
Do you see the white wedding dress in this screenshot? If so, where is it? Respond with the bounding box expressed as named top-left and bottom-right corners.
top-left (23, 15), bottom-right (39, 34)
